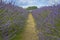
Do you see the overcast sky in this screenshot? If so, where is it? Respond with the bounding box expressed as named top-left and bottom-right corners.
top-left (3, 0), bottom-right (60, 8)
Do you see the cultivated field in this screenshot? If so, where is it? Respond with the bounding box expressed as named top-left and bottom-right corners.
top-left (0, 3), bottom-right (60, 40)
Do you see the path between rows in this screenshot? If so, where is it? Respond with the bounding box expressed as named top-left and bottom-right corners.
top-left (22, 13), bottom-right (38, 40)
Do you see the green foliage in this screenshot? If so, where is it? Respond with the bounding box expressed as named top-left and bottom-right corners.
top-left (38, 10), bottom-right (50, 19)
top-left (10, 23), bottom-right (25, 40)
top-left (26, 6), bottom-right (37, 10)
top-left (0, 9), bottom-right (6, 13)
top-left (44, 17), bottom-right (60, 39)
top-left (54, 18), bottom-right (60, 37)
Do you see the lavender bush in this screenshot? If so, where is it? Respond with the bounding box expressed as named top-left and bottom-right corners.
top-left (32, 4), bottom-right (60, 40)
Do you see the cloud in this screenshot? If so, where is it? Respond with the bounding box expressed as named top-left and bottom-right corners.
top-left (18, 0), bottom-right (39, 5)
top-left (3, 0), bottom-right (60, 8)
top-left (48, 0), bottom-right (60, 5)
top-left (17, 0), bottom-right (60, 8)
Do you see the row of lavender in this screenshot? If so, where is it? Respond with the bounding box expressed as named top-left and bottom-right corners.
top-left (32, 5), bottom-right (60, 40)
top-left (0, 3), bottom-right (29, 40)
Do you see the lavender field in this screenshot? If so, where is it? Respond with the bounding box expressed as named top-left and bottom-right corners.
top-left (0, 0), bottom-right (60, 40)
top-left (32, 5), bottom-right (60, 40)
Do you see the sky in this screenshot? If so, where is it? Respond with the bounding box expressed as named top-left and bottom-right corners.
top-left (3, 0), bottom-right (60, 8)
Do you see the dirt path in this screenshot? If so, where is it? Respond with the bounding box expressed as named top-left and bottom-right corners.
top-left (22, 13), bottom-right (38, 40)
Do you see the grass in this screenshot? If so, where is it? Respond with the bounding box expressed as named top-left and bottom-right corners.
top-left (10, 17), bottom-right (27, 40)
top-left (7, 20), bottom-right (26, 40)
top-left (11, 28), bottom-right (24, 40)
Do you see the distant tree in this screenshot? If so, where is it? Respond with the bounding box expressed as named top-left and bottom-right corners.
top-left (26, 6), bottom-right (38, 10)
